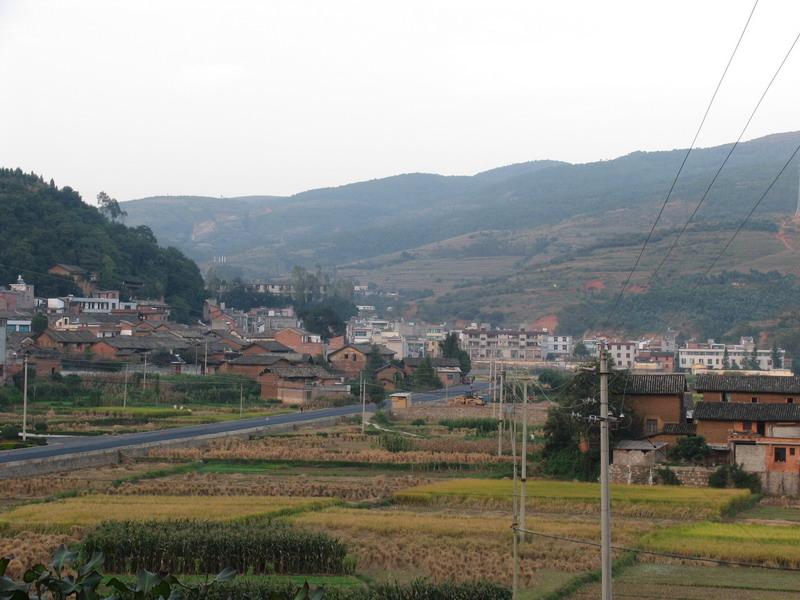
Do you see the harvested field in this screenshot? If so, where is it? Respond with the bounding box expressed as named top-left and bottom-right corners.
top-left (111, 472), bottom-right (428, 500)
top-left (395, 478), bottom-right (751, 518)
top-left (0, 532), bottom-right (80, 579)
top-left (396, 402), bottom-right (551, 424)
top-left (289, 507), bottom-right (651, 586)
top-left (150, 434), bottom-right (509, 466)
top-left (0, 494), bottom-right (336, 531)
top-left (571, 563), bottom-right (800, 599)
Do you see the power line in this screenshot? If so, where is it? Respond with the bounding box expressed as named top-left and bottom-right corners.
top-left (645, 30), bottom-right (800, 288)
top-left (513, 526), bottom-right (800, 573)
top-left (608, 0), bottom-right (760, 317)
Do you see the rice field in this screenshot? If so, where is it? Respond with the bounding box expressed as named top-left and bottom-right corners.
top-left (641, 522), bottom-right (800, 567)
top-left (0, 494), bottom-right (336, 531)
top-left (395, 478), bottom-right (751, 518)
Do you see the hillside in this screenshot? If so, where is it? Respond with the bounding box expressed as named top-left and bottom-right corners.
top-left (123, 132), bottom-right (800, 333)
top-left (0, 169), bottom-right (205, 322)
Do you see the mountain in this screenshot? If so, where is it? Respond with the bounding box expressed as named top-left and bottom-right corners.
top-left (0, 169), bottom-right (205, 322)
top-left (124, 132), bottom-right (800, 277)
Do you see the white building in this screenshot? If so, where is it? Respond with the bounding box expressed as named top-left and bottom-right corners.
top-left (678, 338), bottom-right (785, 371)
top-left (458, 324), bottom-right (570, 362)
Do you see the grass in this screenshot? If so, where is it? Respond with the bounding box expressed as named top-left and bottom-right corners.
top-left (740, 504), bottom-right (800, 522)
top-left (0, 495), bottom-right (337, 531)
top-left (394, 478), bottom-right (751, 518)
top-left (641, 522), bottom-right (800, 567)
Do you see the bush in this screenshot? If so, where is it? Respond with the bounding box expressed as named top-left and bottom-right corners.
top-left (542, 446), bottom-right (599, 481)
top-left (411, 418), bottom-right (427, 426)
top-left (0, 424), bottom-right (20, 441)
top-left (33, 421), bottom-right (48, 433)
top-left (656, 467), bottom-right (681, 485)
top-left (708, 464), bottom-right (761, 494)
top-left (82, 519), bottom-right (348, 575)
top-left (667, 436), bottom-right (711, 464)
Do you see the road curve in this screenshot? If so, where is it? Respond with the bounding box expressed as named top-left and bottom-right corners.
top-left (0, 383), bottom-right (488, 465)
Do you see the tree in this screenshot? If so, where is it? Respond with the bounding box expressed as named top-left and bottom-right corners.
top-left (573, 341), bottom-right (590, 360)
top-left (771, 341), bottom-right (783, 369)
top-left (747, 345), bottom-right (760, 370)
top-left (96, 191), bottom-right (127, 222)
top-left (667, 435), bottom-right (711, 464)
top-left (439, 332), bottom-right (471, 375)
top-left (722, 346), bottom-right (730, 369)
top-left (412, 356), bottom-right (441, 390)
top-left (31, 313), bottom-right (48, 335)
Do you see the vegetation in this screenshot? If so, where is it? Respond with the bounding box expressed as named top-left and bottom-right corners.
top-left (83, 520), bottom-right (349, 575)
top-left (439, 333), bottom-right (471, 375)
top-left (438, 418), bottom-right (497, 435)
top-left (667, 436), bottom-right (711, 465)
top-left (708, 463), bottom-right (762, 494)
top-left (0, 169), bottom-right (205, 322)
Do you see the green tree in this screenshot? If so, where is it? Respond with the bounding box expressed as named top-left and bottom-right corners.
top-left (572, 341), bottom-right (590, 359)
top-left (722, 346), bottom-right (730, 369)
top-left (771, 341), bottom-right (783, 369)
top-left (96, 190), bottom-right (127, 222)
top-left (31, 313), bottom-right (48, 335)
top-left (439, 332), bottom-right (471, 375)
top-left (667, 435), bottom-right (711, 464)
top-left (747, 345), bottom-right (760, 370)
top-left (412, 356), bottom-right (441, 390)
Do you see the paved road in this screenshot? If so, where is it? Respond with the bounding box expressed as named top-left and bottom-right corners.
top-left (0, 383), bottom-right (488, 465)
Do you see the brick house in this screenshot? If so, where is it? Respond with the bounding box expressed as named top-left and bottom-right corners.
top-left (622, 374), bottom-right (687, 437)
top-left (240, 340), bottom-right (294, 355)
top-left (36, 329), bottom-right (97, 354)
top-left (258, 364), bottom-right (345, 403)
top-left (218, 354), bottom-right (304, 379)
top-left (402, 357), bottom-right (460, 378)
top-left (328, 344), bottom-right (396, 378)
top-left (48, 264), bottom-right (96, 296)
top-left (273, 328), bottom-right (324, 357)
top-left (375, 363), bottom-right (405, 391)
top-left (696, 374), bottom-right (800, 404)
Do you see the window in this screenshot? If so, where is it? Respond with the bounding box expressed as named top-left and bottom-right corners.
top-left (774, 447), bottom-right (787, 463)
top-left (791, 448), bottom-right (796, 457)
top-left (645, 419), bottom-right (658, 434)
top-left (788, 398), bottom-right (794, 404)
top-left (743, 421), bottom-right (752, 431)
top-left (751, 397), bottom-right (758, 403)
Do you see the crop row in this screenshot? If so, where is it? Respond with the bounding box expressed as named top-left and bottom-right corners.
top-left (82, 519), bottom-right (349, 575)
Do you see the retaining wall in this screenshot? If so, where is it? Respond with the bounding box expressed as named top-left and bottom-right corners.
top-left (610, 464), bottom-right (713, 487)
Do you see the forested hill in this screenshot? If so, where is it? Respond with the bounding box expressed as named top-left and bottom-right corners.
top-left (123, 132), bottom-right (800, 277)
top-left (0, 169), bottom-right (205, 322)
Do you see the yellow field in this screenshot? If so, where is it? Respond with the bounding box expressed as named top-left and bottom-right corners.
top-left (0, 494), bottom-right (336, 530)
top-left (642, 522), bottom-right (800, 567)
top-left (395, 478), bottom-right (751, 518)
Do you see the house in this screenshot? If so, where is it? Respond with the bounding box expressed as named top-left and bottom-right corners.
top-left (328, 344), bottom-right (396, 378)
top-left (695, 374), bottom-right (800, 404)
top-left (218, 353), bottom-right (305, 379)
top-left (692, 401), bottom-right (800, 445)
top-left (375, 363), bottom-right (405, 391)
top-left (90, 334), bottom-right (186, 361)
top-left (622, 374), bottom-right (687, 437)
top-left (258, 364), bottom-right (346, 404)
top-left (48, 264), bottom-right (96, 296)
top-left (679, 338), bottom-right (786, 372)
top-left (239, 340), bottom-right (294, 355)
top-left (435, 365), bottom-right (462, 387)
top-left (402, 356), bottom-right (460, 378)
top-left (35, 329), bottom-right (98, 354)
top-left (608, 341), bottom-right (638, 369)
top-left (613, 440), bottom-right (668, 466)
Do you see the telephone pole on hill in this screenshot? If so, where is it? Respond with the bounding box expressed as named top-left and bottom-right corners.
top-left (599, 345), bottom-right (613, 600)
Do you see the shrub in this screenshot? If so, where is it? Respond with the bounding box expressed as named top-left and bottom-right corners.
top-left (708, 465), bottom-right (729, 488)
top-left (377, 434), bottom-right (414, 453)
top-left (0, 424), bottom-right (20, 441)
top-left (371, 411), bottom-right (391, 426)
top-left (82, 519), bottom-right (348, 575)
top-left (656, 467), bottom-right (681, 485)
top-left (411, 418), bottom-right (427, 426)
top-left (667, 436), bottom-right (711, 464)
top-left (708, 464), bottom-right (761, 494)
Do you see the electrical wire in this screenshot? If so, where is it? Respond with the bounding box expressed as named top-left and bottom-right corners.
top-left (608, 0), bottom-right (760, 317)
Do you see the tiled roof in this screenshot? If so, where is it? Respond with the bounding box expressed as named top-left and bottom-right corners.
top-left (39, 329), bottom-right (98, 343)
top-left (625, 374), bottom-right (686, 395)
top-left (615, 440), bottom-right (667, 451)
top-left (243, 340), bottom-right (294, 353)
top-left (693, 401), bottom-right (800, 422)
top-left (695, 374), bottom-right (800, 394)
top-left (404, 357), bottom-right (461, 368)
top-left (105, 334), bottom-right (184, 350)
top-left (270, 365), bottom-right (336, 379)
top-left (227, 354), bottom-right (305, 366)
top-left (661, 423), bottom-right (697, 435)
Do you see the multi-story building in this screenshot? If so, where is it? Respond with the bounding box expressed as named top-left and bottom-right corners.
top-left (608, 340), bottom-right (639, 369)
top-left (459, 324), bottom-right (556, 362)
top-left (678, 338), bottom-right (786, 372)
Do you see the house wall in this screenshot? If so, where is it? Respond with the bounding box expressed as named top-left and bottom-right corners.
top-left (219, 363), bottom-right (265, 379)
top-left (625, 394), bottom-right (682, 432)
top-left (612, 449), bottom-right (661, 466)
top-left (258, 372), bottom-right (279, 400)
top-left (700, 391), bottom-right (798, 404)
top-left (610, 464), bottom-right (713, 486)
top-left (734, 444), bottom-right (765, 473)
top-left (274, 330), bottom-right (323, 357)
top-left (329, 349), bottom-right (367, 378)
top-left (90, 341), bottom-right (119, 361)
top-left (695, 420), bottom-right (734, 445)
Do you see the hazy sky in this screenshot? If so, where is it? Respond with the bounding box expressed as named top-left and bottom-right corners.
top-left (1, 1), bottom-right (798, 203)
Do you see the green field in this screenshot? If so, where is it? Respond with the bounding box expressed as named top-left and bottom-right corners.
top-left (395, 478), bottom-right (751, 518)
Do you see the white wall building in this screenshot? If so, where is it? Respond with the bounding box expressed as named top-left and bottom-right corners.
top-left (678, 338), bottom-right (785, 371)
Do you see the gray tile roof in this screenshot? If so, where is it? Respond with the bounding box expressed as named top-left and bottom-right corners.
top-left (693, 401), bottom-right (800, 422)
top-left (695, 374), bottom-right (800, 394)
top-left (625, 374), bottom-right (686, 395)
top-left (615, 440), bottom-right (668, 451)
top-left (39, 329), bottom-right (98, 343)
top-left (661, 423), bottom-right (697, 435)
top-left (227, 353), bottom-right (305, 366)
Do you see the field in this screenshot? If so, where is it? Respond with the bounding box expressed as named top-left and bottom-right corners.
top-left (395, 478), bottom-right (751, 518)
top-left (0, 494), bottom-right (336, 531)
top-left (0, 412), bottom-right (795, 598)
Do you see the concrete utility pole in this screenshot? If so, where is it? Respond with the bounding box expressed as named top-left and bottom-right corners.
top-left (204, 337), bottom-right (208, 376)
top-left (497, 367), bottom-right (505, 456)
top-left (520, 380), bottom-right (528, 535)
top-left (142, 353), bottom-right (148, 390)
top-left (511, 376), bottom-right (519, 600)
top-left (239, 382), bottom-right (244, 418)
top-left (123, 363), bottom-right (129, 408)
top-left (599, 345), bottom-right (613, 600)
top-left (490, 358), bottom-right (496, 419)
top-left (22, 353), bottom-right (29, 441)
top-left (360, 371), bottom-right (366, 434)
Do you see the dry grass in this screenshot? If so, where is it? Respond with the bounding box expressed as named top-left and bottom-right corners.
top-left (0, 495), bottom-right (334, 531)
top-left (150, 434), bottom-right (508, 465)
top-left (395, 478), bottom-right (751, 519)
top-left (111, 472), bottom-right (427, 500)
top-left (289, 507), bottom-right (650, 586)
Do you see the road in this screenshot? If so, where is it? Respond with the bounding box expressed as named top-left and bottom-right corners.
top-left (0, 383), bottom-right (488, 465)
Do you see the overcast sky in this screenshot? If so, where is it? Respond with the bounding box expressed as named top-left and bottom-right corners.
top-left (0, 0), bottom-right (798, 203)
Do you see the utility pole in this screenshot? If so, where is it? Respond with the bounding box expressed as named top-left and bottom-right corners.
top-left (511, 375), bottom-right (519, 600)
top-left (22, 353), bottom-right (29, 442)
top-left (123, 363), bottom-right (129, 408)
top-left (142, 353), bottom-right (148, 391)
top-left (203, 337), bottom-right (208, 376)
top-left (497, 367), bottom-right (505, 457)
top-left (599, 344), bottom-right (613, 600)
top-left (239, 382), bottom-right (244, 418)
top-left (520, 380), bottom-right (528, 536)
top-left (490, 358), bottom-right (496, 419)
top-left (360, 371), bottom-right (366, 434)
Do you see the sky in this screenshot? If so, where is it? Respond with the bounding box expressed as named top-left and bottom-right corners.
top-left (0, 0), bottom-right (798, 203)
